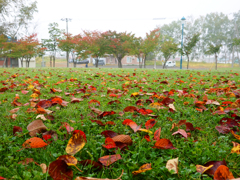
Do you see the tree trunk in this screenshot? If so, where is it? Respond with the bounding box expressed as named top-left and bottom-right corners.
top-left (95, 58), bottom-right (99, 68)
top-left (143, 55), bottom-right (146, 68)
top-left (73, 58), bottom-right (76, 67)
top-left (232, 46), bottom-right (234, 68)
top-left (163, 59), bottom-right (168, 69)
top-left (53, 56), bottom-right (55, 67)
top-left (117, 57), bottom-right (122, 68)
top-left (3, 57), bottom-right (7, 67)
top-left (67, 51), bottom-right (69, 68)
top-left (187, 55), bottom-right (190, 69)
top-left (215, 53), bottom-right (218, 70)
top-left (20, 59), bottom-right (23, 68)
top-left (50, 56), bottom-right (52, 67)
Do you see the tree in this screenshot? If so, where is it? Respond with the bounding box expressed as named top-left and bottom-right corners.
top-left (160, 39), bottom-right (179, 69)
top-left (205, 44), bottom-right (222, 70)
top-left (43, 22), bottom-right (63, 67)
top-left (180, 33), bottom-right (200, 69)
top-left (103, 31), bottom-right (133, 68)
top-left (0, 0), bottom-right (38, 37)
top-left (82, 30), bottom-right (109, 68)
top-left (8, 33), bottom-right (45, 67)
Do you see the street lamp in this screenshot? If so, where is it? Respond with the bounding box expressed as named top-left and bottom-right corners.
top-left (180, 16), bottom-right (186, 69)
top-left (61, 18), bottom-right (72, 67)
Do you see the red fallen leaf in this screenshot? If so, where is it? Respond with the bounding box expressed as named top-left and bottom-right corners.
top-left (212, 110), bottom-right (226, 115)
top-left (144, 135), bottom-right (151, 142)
top-left (99, 154), bottom-right (122, 166)
top-left (154, 127), bottom-right (161, 141)
top-left (102, 137), bottom-right (117, 149)
top-left (36, 100), bottom-right (52, 109)
top-left (108, 100), bottom-right (121, 105)
top-left (136, 99), bottom-right (144, 106)
top-left (13, 126), bottom-right (22, 136)
top-left (160, 80), bottom-right (168, 84)
top-left (137, 108), bottom-right (153, 115)
top-left (42, 130), bottom-right (58, 141)
top-left (123, 106), bottom-right (138, 113)
top-left (59, 122), bottom-right (74, 134)
top-left (89, 99), bottom-right (100, 106)
top-left (10, 107), bottom-right (20, 113)
top-left (105, 121), bottom-right (115, 125)
top-left (91, 120), bottom-right (105, 126)
top-left (145, 119), bottom-right (156, 129)
top-left (48, 160), bottom-right (73, 180)
top-left (122, 119), bottom-right (134, 125)
top-left (161, 97), bottom-right (175, 105)
top-left (213, 165), bottom-right (235, 180)
top-left (177, 120), bottom-right (187, 127)
top-left (90, 107), bottom-right (103, 115)
top-left (185, 122), bottom-right (195, 131)
top-left (129, 122), bottom-right (142, 132)
top-left (98, 111), bottom-right (116, 118)
top-left (78, 160), bottom-right (103, 170)
top-left (73, 130), bottom-right (87, 142)
top-left (51, 97), bottom-right (63, 105)
top-left (0, 176), bottom-right (5, 179)
top-left (12, 98), bottom-right (22, 106)
top-left (222, 101), bottom-right (233, 105)
top-left (172, 129), bottom-right (188, 138)
top-left (215, 126), bottom-right (231, 134)
top-left (196, 108), bottom-right (203, 112)
top-left (101, 130), bottom-right (118, 138)
top-left (43, 134), bottom-right (52, 142)
top-left (219, 118), bottom-right (239, 128)
top-left (0, 87), bottom-right (8, 92)
top-left (153, 139), bottom-right (176, 149)
top-left (204, 159), bottom-right (227, 176)
top-left (76, 88), bottom-right (86, 94)
top-left (21, 90), bottom-right (29, 94)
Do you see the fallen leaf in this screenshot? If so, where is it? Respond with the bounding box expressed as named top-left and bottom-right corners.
top-left (18, 158), bottom-right (34, 165)
top-left (204, 160), bottom-right (227, 176)
top-left (102, 137), bottom-right (117, 149)
top-left (99, 154), bottom-right (122, 166)
top-left (215, 126), bottom-right (231, 134)
top-left (22, 137), bottom-right (48, 148)
top-left (154, 127), bottom-right (161, 141)
top-left (10, 107), bottom-right (20, 113)
top-left (112, 135), bottom-right (132, 145)
top-left (78, 160), bottom-right (103, 170)
top-left (57, 155), bottom-right (78, 166)
top-left (213, 165), bottom-right (235, 180)
top-left (48, 160), bottom-right (73, 180)
top-left (166, 157), bottom-right (178, 174)
top-left (40, 163), bottom-right (47, 173)
top-left (36, 114), bottom-right (47, 121)
top-left (231, 130), bottom-right (240, 140)
top-left (13, 126), bottom-right (22, 136)
top-left (66, 132), bottom-right (86, 155)
top-left (231, 141), bottom-right (240, 154)
top-left (153, 139), bottom-right (176, 149)
top-left (196, 165), bottom-right (214, 174)
top-left (27, 120), bottom-right (47, 137)
top-left (172, 129), bottom-right (188, 138)
top-left (145, 119), bottom-right (156, 129)
top-left (132, 163), bottom-right (152, 175)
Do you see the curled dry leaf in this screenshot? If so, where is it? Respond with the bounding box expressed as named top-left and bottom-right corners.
top-left (66, 132), bottom-right (86, 155)
top-left (132, 163), bottom-right (152, 175)
top-left (154, 127), bottom-right (161, 141)
top-left (36, 114), bottom-right (47, 121)
top-left (40, 163), bottom-right (47, 173)
top-left (22, 137), bottom-right (48, 148)
top-left (231, 141), bottom-right (240, 155)
top-left (71, 97), bottom-right (84, 103)
top-left (99, 154), bottom-right (122, 166)
top-left (172, 129), bottom-right (188, 138)
top-left (214, 165), bottom-right (235, 180)
top-left (10, 107), bottom-right (20, 113)
top-left (204, 159), bottom-right (227, 176)
top-left (196, 165), bottom-right (214, 174)
top-left (57, 155), bottom-right (78, 166)
top-left (27, 120), bottom-right (47, 137)
top-left (166, 157), bottom-right (178, 174)
top-left (48, 160), bottom-right (73, 180)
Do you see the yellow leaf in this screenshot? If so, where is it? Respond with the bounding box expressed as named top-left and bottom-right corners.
top-left (231, 130), bottom-right (240, 140)
top-left (131, 92), bottom-right (139, 96)
top-left (166, 157), bottom-right (178, 174)
top-left (30, 93), bottom-right (39, 98)
top-left (28, 85), bottom-right (34, 90)
top-left (132, 163), bottom-right (152, 175)
top-left (66, 132), bottom-right (86, 155)
top-left (196, 165), bottom-right (213, 174)
top-left (231, 141), bottom-right (240, 155)
top-left (139, 128), bottom-right (153, 134)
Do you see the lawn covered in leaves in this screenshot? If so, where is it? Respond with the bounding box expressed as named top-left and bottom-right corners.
top-left (0, 68), bottom-right (239, 180)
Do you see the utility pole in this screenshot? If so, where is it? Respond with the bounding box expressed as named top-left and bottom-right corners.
top-left (61, 18), bottom-right (72, 68)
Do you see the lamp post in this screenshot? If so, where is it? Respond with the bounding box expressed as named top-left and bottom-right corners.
top-left (180, 16), bottom-right (186, 69)
top-left (61, 18), bottom-right (72, 67)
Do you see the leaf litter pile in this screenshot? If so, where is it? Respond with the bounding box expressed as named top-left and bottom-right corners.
top-left (0, 68), bottom-right (240, 180)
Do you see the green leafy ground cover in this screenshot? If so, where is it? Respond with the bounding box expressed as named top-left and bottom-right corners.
top-left (0, 68), bottom-right (239, 180)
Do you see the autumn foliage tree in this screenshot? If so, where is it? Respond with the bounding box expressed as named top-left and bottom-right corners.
top-left (103, 31), bottom-right (134, 68)
top-left (8, 34), bottom-right (45, 67)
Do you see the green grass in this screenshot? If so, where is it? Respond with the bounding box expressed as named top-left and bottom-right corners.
top-left (0, 68), bottom-right (239, 180)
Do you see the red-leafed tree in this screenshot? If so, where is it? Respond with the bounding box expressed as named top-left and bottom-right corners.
top-left (8, 34), bottom-right (45, 67)
top-left (103, 31), bottom-right (134, 68)
top-left (82, 30), bottom-right (109, 67)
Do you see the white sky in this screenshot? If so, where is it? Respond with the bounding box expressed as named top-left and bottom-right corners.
top-left (33, 0), bottom-right (240, 40)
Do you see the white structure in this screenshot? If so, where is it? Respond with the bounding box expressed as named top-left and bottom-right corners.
top-left (18, 57), bottom-right (36, 68)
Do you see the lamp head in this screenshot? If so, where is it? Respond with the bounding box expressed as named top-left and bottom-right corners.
top-left (181, 16), bottom-right (186, 25)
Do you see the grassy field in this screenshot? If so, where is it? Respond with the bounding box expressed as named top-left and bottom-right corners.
top-left (0, 68), bottom-right (239, 180)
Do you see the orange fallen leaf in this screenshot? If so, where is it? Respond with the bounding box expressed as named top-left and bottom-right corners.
top-left (231, 141), bottom-right (240, 155)
top-left (196, 165), bottom-right (213, 174)
top-left (22, 137), bottom-right (48, 148)
top-left (132, 163), bottom-right (152, 175)
top-left (98, 154), bottom-right (122, 166)
top-left (66, 132), bottom-right (86, 155)
top-left (213, 165), bottom-right (235, 180)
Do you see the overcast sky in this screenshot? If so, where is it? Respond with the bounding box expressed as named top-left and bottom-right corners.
top-left (33, 0), bottom-right (240, 40)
